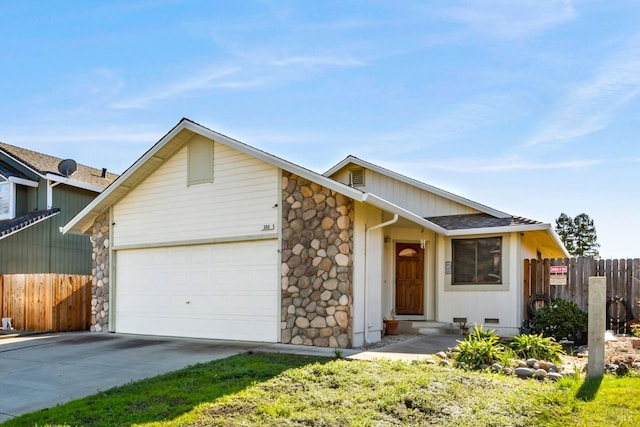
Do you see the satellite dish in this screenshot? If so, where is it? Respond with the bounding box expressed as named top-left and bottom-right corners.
top-left (58, 159), bottom-right (77, 177)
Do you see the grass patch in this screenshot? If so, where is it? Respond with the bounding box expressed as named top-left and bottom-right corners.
top-left (4, 354), bottom-right (640, 426)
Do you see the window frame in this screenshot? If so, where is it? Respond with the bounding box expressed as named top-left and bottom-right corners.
top-left (0, 180), bottom-right (15, 220)
top-left (451, 236), bottom-right (502, 285)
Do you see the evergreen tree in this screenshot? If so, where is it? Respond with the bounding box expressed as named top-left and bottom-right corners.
top-left (554, 212), bottom-right (600, 258)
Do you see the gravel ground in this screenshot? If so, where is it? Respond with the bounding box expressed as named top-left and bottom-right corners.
top-left (353, 334), bottom-right (419, 350)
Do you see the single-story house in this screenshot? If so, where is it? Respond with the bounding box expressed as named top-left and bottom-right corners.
top-left (63, 118), bottom-right (568, 347)
top-left (0, 142), bottom-right (117, 274)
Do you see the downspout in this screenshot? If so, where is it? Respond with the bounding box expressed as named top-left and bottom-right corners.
top-left (363, 214), bottom-right (398, 345)
top-left (47, 179), bottom-right (61, 209)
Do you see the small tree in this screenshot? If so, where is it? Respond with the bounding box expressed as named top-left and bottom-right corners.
top-left (555, 212), bottom-right (600, 258)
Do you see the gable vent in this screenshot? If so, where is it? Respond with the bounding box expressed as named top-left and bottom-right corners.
top-left (349, 168), bottom-right (365, 187)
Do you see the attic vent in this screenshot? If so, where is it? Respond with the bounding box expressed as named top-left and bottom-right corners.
top-left (349, 168), bottom-right (365, 187)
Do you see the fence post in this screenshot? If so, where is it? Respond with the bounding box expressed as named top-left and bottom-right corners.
top-left (587, 276), bottom-right (606, 378)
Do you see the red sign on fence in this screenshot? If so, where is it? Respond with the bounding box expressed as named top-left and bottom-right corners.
top-left (550, 265), bottom-right (568, 285)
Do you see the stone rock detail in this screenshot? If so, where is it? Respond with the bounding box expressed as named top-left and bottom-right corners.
top-left (89, 213), bottom-right (110, 332)
top-left (281, 172), bottom-right (354, 348)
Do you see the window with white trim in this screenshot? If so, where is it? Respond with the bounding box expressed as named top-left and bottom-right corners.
top-left (452, 237), bottom-right (502, 284)
top-left (0, 180), bottom-right (14, 220)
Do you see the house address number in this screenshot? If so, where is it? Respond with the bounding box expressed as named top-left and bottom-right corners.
top-left (262, 224), bottom-right (275, 231)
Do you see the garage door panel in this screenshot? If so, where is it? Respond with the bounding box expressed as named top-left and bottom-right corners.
top-left (115, 240), bottom-right (278, 342)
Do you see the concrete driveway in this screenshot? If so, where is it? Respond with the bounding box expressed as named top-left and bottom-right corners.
top-left (0, 332), bottom-right (267, 422)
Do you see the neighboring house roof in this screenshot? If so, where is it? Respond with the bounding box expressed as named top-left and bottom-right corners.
top-left (0, 208), bottom-right (60, 241)
top-left (324, 155), bottom-right (510, 219)
top-left (0, 142), bottom-right (118, 190)
top-left (0, 163), bottom-right (29, 180)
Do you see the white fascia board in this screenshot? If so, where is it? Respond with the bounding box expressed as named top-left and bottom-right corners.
top-left (325, 156), bottom-right (510, 219)
top-left (182, 121), bottom-right (368, 202)
top-left (363, 193), bottom-right (449, 235)
top-left (8, 176), bottom-right (39, 187)
top-left (445, 223), bottom-right (552, 236)
top-left (445, 223), bottom-right (570, 258)
top-left (45, 173), bottom-right (103, 193)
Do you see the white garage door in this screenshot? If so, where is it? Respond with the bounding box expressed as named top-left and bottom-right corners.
top-left (114, 239), bottom-right (278, 342)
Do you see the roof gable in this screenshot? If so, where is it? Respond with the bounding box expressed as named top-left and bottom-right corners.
top-left (63, 118), bottom-right (367, 235)
top-left (0, 142), bottom-right (118, 189)
top-left (324, 156), bottom-right (510, 219)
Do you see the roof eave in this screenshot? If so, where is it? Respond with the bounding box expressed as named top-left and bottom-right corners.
top-left (363, 193), bottom-right (449, 234)
top-left (45, 173), bottom-right (105, 193)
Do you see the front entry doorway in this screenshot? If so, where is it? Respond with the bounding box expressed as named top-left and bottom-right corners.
top-left (395, 242), bottom-right (424, 315)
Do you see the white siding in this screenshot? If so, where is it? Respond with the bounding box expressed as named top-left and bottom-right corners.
top-left (332, 167), bottom-right (478, 217)
top-left (113, 135), bottom-right (279, 247)
top-left (436, 232), bottom-right (521, 335)
top-left (351, 202), bottom-right (385, 347)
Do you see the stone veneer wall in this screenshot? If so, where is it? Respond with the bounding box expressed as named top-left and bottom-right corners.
top-left (90, 213), bottom-right (110, 332)
top-left (281, 172), bottom-right (354, 348)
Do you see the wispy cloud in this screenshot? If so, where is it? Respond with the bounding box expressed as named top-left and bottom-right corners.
top-left (109, 66), bottom-right (242, 109)
top-left (446, 0), bottom-right (576, 39)
top-left (109, 52), bottom-right (364, 110)
top-left (367, 94), bottom-right (521, 155)
top-left (525, 37), bottom-right (640, 147)
top-left (384, 155), bottom-right (602, 173)
top-left (3, 125), bottom-right (161, 144)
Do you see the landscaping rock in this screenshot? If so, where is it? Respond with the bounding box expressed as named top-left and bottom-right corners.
top-left (526, 358), bottom-right (537, 368)
top-left (435, 351), bottom-right (448, 359)
top-left (515, 367), bottom-right (535, 378)
top-left (533, 369), bottom-right (548, 380)
top-left (491, 363), bottom-right (502, 372)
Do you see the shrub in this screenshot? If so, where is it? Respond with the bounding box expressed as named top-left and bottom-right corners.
top-left (510, 333), bottom-right (564, 363)
top-left (631, 324), bottom-right (640, 338)
top-left (532, 299), bottom-right (587, 342)
top-left (454, 325), bottom-right (504, 370)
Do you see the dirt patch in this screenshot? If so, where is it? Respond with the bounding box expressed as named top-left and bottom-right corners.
top-left (560, 336), bottom-right (640, 372)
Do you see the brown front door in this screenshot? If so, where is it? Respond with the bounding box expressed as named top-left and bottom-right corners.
top-left (395, 243), bottom-right (424, 315)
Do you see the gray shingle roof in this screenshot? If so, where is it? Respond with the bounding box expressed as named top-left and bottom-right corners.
top-left (0, 208), bottom-right (60, 239)
top-left (425, 213), bottom-right (541, 230)
top-left (0, 142), bottom-right (118, 189)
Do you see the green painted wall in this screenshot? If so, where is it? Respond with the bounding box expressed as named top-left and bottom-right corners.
top-left (0, 183), bottom-right (96, 274)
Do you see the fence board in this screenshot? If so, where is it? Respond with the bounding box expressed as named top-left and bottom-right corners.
top-left (0, 274), bottom-right (91, 332)
top-left (524, 257), bottom-right (640, 327)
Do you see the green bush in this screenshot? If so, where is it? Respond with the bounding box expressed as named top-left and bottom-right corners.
top-left (509, 333), bottom-right (564, 363)
top-left (532, 299), bottom-right (587, 342)
top-left (631, 324), bottom-right (640, 338)
top-left (454, 325), bottom-right (504, 370)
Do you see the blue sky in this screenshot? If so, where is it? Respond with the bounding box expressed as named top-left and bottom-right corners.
top-left (1, 1), bottom-right (639, 257)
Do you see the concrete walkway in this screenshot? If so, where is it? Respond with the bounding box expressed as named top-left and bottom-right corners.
top-left (0, 332), bottom-right (459, 422)
top-left (347, 335), bottom-right (461, 362)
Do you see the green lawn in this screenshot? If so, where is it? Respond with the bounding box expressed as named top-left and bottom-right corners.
top-left (3, 353), bottom-right (639, 426)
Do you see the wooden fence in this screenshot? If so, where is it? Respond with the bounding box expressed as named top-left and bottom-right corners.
top-left (0, 274), bottom-right (92, 332)
top-left (523, 258), bottom-right (640, 324)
